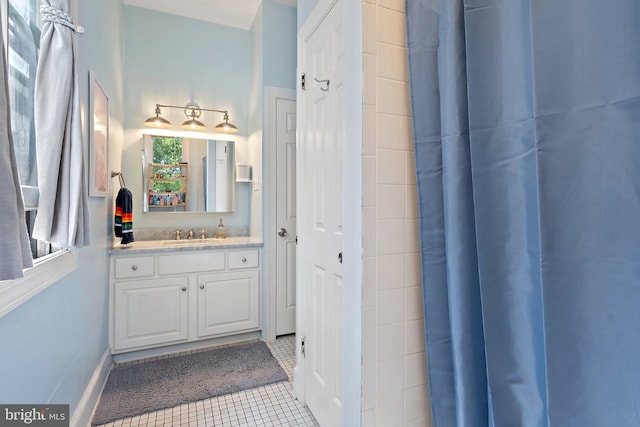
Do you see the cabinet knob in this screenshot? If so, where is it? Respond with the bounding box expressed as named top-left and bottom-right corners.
top-left (181, 286), bottom-right (187, 292)
top-left (242, 257), bottom-right (247, 263)
top-left (131, 265), bottom-right (138, 271)
top-left (200, 284), bottom-right (205, 290)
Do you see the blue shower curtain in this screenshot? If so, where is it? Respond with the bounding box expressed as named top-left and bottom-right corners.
top-left (406, 0), bottom-right (640, 426)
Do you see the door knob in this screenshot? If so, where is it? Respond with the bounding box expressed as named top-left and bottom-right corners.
top-left (338, 252), bottom-right (343, 264)
top-left (278, 228), bottom-right (288, 237)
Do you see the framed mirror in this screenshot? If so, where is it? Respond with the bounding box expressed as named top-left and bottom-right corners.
top-left (142, 134), bottom-right (235, 213)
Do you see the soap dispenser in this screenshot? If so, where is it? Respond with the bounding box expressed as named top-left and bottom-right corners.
top-left (215, 219), bottom-right (226, 239)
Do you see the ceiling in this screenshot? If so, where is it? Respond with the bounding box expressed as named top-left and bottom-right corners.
top-left (122, 0), bottom-right (296, 30)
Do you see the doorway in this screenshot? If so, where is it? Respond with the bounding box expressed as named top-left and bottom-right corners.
top-left (296, 0), bottom-right (345, 425)
top-left (294, 0), bottom-right (363, 425)
top-left (266, 87), bottom-right (297, 341)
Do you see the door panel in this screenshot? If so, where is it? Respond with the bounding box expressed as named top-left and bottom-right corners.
top-left (300, 1), bottom-right (344, 425)
top-left (114, 277), bottom-right (188, 351)
top-left (276, 97), bottom-right (298, 336)
top-left (198, 271), bottom-right (260, 338)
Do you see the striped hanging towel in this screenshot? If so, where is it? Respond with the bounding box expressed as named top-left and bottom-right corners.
top-left (114, 188), bottom-right (134, 244)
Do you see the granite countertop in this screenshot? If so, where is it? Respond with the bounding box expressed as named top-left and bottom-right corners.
top-left (110, 236), bottom-right (263, 254)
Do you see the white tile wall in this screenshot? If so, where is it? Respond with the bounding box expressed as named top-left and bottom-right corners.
top-left (405, 286), bottom-right (424, 321)
top-left (377, 254), bottom-right (405, 290)
top-left (405, 385), bottom-right (431, 423)
top-left (364, 105), bottom-right (378, 156)
top-left (378, 44), bottom-right (408, 81)
top-left (378, 80), bottom-right (410, 116)
top-left (361, 2), bottom-right (432, 426)
top-left (376, 185), bottom-right (406, 220)
top-left (377, 288), bottom-right (405, 325)
top-left (376, 323), bottom-right (405, 362)
top-left (375, 391), bottom-right (404, 426)
top-left (379, 0), bottom-right (405, 12)
top-left (406, 320), bottom-right (426, 356)
top-left (376, 220), bottom-right (406, 254)
top-left (377, 149), bottom-right (407, 184)
top-left (377, 7), bottom-right (406, 47)
top-left (405, 353), bottom-right (428, 389)
top-left (363, 3), bottom-right (378, 55)
top-left (377, 114), bottom-right (409, 151)
top-left (406, 253), bottom-right (422, 287)
top-left (377, 357), bottom-right (406, 393)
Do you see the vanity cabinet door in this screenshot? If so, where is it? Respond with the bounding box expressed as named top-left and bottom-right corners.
top-left (114, 277), bottom-right (189, 351)
top-left (197, 271), bottom-right (260, 338)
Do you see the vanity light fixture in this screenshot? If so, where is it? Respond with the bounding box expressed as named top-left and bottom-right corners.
top-left (143, 105), bottom-right (172, 129)
top-left (144, 103), bottom-right (238, 134)
top-left (214, 112), bottom-right (238, 133)
top-left (181, 105), bottom-right (206, 131)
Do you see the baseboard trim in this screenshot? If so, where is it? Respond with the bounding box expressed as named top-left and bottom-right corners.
top-left (71, 348), bottom-right (113, 427)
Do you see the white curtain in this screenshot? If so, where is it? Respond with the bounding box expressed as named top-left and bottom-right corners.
top-left (32, 0), bottom-right (90, 247)
top-left (0, 9), bottom-right (33, 280)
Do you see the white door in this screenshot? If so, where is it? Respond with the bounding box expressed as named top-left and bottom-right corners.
top-left (299, 1), bottom-right (344, 425)
top-left (276, 97), bottom-right (297, 336)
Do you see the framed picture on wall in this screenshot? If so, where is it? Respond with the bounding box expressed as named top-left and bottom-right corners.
top-left (89, 69), bottom-right (109, 197)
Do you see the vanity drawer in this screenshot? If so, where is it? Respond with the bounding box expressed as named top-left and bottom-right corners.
top-left (158, 252), bottom-right (225, 275)
top-left (228, 250), bottom-right (259, 270)
top-left (114, 256), bottom-right (155, 279)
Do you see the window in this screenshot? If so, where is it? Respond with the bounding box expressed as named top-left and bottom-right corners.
top-left (7, 0), bottom-right (38, 188)
top-left (151, 136), bottom-right (184, 192)
top-left (6, 0), bottom-right (60, 259)
top-left (0, 0), bottom-right (76, 317)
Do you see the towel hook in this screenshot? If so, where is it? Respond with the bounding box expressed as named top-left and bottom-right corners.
top-left (314, 77), bottom-right (330, 91)
top-left (111, 171), bottom-right (126, 188)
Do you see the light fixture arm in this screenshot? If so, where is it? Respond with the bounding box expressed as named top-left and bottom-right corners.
top-left (154, 103), bottom-right (228, 116)
top-left (145, 103), bottom-right (238, 133)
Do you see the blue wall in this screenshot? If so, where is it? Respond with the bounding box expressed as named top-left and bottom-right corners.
top-left (263, 0), bottom-right (297, 90)
top-left (246, 0), bottom-right (296, 238)
top-left (249, 3), bottom-right (264, 136)
top-left (0, 0), bottom-right (124, 414)
top-left (122, 6), bottom-right (251, 133)
top-left (121, 6), bottom-right (253, 232)
top-left (249, 0), bottom-right (297, 131)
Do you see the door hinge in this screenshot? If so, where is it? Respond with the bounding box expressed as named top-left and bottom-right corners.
top-left (301, 336), bottom-right (306, 357)
top-left (301, 73), bottom-right (306, 90)
top-left (295, 235), bottom-right (298, 244)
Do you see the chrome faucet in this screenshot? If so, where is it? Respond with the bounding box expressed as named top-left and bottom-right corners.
top-left (175, 230), bottom-right (182, 240)
top-left (200, 229), bottom-right (207, 239)
top-left (187, 229), bottom-right (195, 240)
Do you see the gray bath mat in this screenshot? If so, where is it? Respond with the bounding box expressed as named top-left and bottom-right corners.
top-left (92, 340), bottom-right (287, 425)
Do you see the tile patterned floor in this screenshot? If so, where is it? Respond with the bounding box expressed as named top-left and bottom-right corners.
top-left (96, 335), bottom-right (319, 427)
